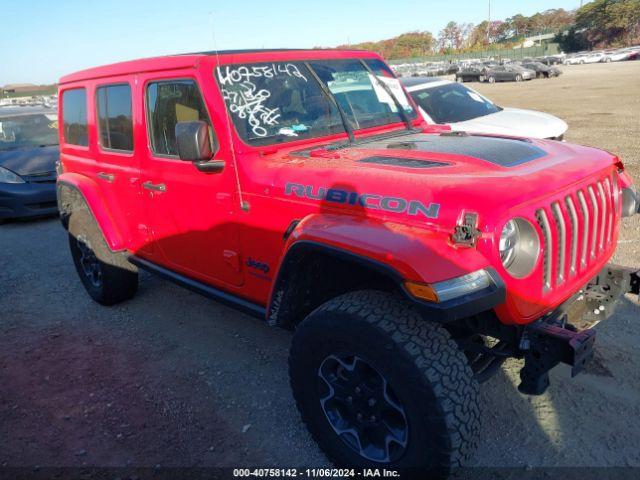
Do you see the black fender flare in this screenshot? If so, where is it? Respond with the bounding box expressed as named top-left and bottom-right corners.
top-left (266, 240), bottom-right (506, 328)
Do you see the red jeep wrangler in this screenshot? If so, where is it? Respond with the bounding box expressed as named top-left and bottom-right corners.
top-left (56, 49), bottom-right (640, 472)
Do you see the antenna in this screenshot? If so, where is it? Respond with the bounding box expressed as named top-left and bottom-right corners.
top-left (209, 12), bottom-right (248, 212)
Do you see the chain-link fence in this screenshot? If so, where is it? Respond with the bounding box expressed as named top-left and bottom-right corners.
top-left (389, 44), bottom-right (559, 65)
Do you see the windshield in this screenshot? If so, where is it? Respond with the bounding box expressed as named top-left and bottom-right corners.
top-left (409, 83), bottom-right (501, 124)
top-left (216, 58), bottom-right (415, 146)
top-left (0, 113), bottom-right (59, 151)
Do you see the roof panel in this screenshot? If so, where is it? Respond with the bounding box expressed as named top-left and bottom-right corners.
top-left (59, 48), bottom-right (379, 84)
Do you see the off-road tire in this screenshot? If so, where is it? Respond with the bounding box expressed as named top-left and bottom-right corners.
top-left (68, 205), bottom-right (138, 305)
top-left (289, 290), bottom-right (480, 475)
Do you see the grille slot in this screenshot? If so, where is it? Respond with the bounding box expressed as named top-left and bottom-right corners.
top-left (596, 182), bottom-right (607, 251)
top-left (537, 209), bottom-right (553, 292)
top-left (577, 190), bottom-right (589, 269)
top-left (587, 186), bottom-right (599, 260)
top-left (565, 196), bottom-right (579, 277)
top-left (604, 177), bottom-right (614, 242)
top-left (551, 202), bottom-right (566, 285)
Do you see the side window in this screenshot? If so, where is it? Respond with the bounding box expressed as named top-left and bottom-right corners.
top-left (62, 88), bottom-right (88, 146)
top-left (146, 80), bottom-right (211, 156)
top-left (97, 84), bottom-right (133, 152)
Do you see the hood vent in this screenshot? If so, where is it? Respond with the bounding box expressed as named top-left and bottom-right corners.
top-left (358, 156), bottom-right (449, 169)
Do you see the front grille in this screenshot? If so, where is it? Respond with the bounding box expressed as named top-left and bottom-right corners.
top-left (536, 173), bottom-right (618, 294)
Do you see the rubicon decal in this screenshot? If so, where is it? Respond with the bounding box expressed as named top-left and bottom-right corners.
top-left (285, 183), bottom-right (440, 219)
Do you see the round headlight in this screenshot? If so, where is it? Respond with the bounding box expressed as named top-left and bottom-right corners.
top-left (499, 218), bottom-right (540, 278)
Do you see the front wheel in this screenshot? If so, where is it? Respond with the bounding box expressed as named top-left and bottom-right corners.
top-left (289, 291), bottom-right (480, 473)
top-left (487, 75), bottom-right (495, 84)
top-left (515, 74), bottom-right (522, 82)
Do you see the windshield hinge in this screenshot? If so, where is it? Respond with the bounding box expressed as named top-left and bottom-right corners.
top-left (452, 212), bottom-right (482, 247)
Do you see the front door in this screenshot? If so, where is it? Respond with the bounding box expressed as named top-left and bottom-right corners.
top-left (138, 75), bottom-right (243, 288)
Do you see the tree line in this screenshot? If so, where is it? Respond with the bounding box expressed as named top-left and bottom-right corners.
top-left (336, 0), bottom-right (640, 59)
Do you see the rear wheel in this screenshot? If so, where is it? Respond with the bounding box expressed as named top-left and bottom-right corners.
top-left (68, 206), bottom-right (138, 305)
top-left (289, 291), bottom-right (480, 474)
top-left (487, 76), bottom-right (495, 84)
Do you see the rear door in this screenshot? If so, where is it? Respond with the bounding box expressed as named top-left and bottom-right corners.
top-left (137, 73), bottom-right (243, 288)
top-left (60, 81), bottom-right (145, 251)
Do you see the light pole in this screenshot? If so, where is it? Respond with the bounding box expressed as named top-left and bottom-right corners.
top-left (487, 0), bottom-right (491, 43)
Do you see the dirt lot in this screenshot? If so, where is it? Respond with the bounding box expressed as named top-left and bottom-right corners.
top-left (1, 61), bottom-right (639, 474)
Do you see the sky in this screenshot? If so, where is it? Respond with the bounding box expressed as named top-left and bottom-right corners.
top-left (0, 0), bottom-right (583, 85)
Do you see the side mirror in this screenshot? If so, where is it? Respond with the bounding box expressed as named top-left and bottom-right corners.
top-left (175, 121), bottom-right (224, 173)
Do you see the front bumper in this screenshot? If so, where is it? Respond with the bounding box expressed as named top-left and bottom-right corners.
top-left (0, 181), bottom-right (57, 220)
top-left (518, 264), bottom-right (639, 394)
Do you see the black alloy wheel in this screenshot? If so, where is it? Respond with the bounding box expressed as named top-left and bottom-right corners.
top-left (317, 353), bottom-right (409, 463)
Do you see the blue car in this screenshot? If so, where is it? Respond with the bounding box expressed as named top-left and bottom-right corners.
top-left (0, 105), bottom-right (59, 221)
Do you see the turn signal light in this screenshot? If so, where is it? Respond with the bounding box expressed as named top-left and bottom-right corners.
top-left (404, 281), bottom-right (439, 302)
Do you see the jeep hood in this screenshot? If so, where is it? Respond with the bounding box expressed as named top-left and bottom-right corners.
top-left (282, 131), bottom-right (617, 229)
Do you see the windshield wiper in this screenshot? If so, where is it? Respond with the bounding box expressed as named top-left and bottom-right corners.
top-left (324, 127), bottom-right (419, 151)
top-left (359, 60), bottom-right (414, 133)
top-left (305, 62), bottom-right (355, 145)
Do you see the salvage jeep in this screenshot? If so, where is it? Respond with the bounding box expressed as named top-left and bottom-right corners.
top-left (56, 49), bottom-right (640, 473)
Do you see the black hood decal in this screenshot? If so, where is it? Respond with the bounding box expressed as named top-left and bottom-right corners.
top-left (362, 133), bottom-right (547, 167)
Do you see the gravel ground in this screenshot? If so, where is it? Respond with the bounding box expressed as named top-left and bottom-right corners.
top-left (1, 61), bottom-right (639, 474)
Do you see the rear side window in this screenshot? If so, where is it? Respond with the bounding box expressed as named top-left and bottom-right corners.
top-left (97, 84), bottom-right (133, 152)
top-left (62, 88), bottom-right (88, 146)
top-left (146, 80), bottom-right (211, 156)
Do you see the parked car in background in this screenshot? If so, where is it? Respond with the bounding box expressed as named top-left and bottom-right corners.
top-left (521, 62), bottom-right (562, 78)
top-left (455, 63), bottom-right (486, 82)
top-left (564, 54), bottom-right (589, 65)
top-left (485, 64), bottom-right (535, 83)
top-left (536, 55), bottom-right (564, 65)
top-left (607, 48), bottom-right (640, 62)
top-left (584, 52), bottom-right (609, 63)
top-left (0, 106), bottom-right (59, 221)
top-left (401, 77), bottom-right (568, 139)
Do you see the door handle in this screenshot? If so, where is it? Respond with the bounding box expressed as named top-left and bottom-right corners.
top-left (142, 181), bottom-right (166, 192)
top-left (97, 172), bottom-right (115, 183)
